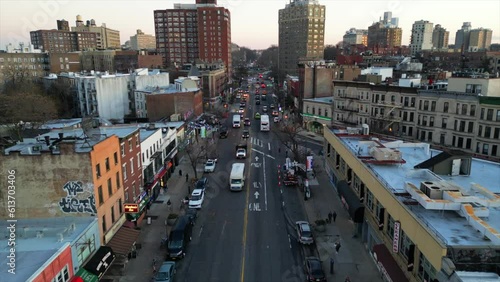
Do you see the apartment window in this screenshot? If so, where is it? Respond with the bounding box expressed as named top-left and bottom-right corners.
top-left (114, 152), bottom-right (118, 164)
top-left (428, 132), bottom-right (433, 142)
top-left (429, 117), bottom-right (434, 127)
top-left (121, 143), bottom-right (125, 156)
top-left (400, 231), bottom-right (414, 260)
top-left (494, 128), bottom-right (500, 139)
top-left (497, 110), bottom-right (500, 121)
top-left (440, 133), bottom-right (445, 144)
top-left (492, 145), bottom-right (498, 156)
top-left (470, 105), bottom-right (476, 116)
top-left (98, 186), bottom-right (104, 205)
top-left (130, 159), bottom-right (134, 174)
top-left (480, 108), bottom-right (485, 119)
top-left (366, 189), bottom-right (374, 212)
top-left (96, 164), bottom-right (101, 178)
top-left (441, 118), bottom-right (447, 129)
top-left (137, 153), bottom-right (141, 168)
top-left (457, 137), bottom-right (464, 148)
top-left (478, 125), bottom-right (483, 137)
top-left (487, 109), bottom-right (494, 121)
top-left (476, 142), bottom-right (481, 153)
top-left (123, 164), bottom-right (127, 180)
top-left (386, 214), bottom-right (395, 240)
top-left (116, 172), bottom-right (121, 188)
top-left (483, 144), bottom-right (489, 155)
top-left (111, 205), bottom-right (116, 223)
top-left (462, 104), bottom-right (468, 115)
top-left (418, 253), bottom-right (437, 282)
top-left (468, 122), bottom-right (474, 133)
top-left (423, 100), bottom-right (429, 111)
top-left (105, 158), bottom-right (110, 171)
top-left (460, 121), bottom-right (466, 132)
top-left (431, 101), bottom-right (436, 111)
top-left (77, 234), bottom-right (96, 265)
top-left (107, 178), bottom-right (112, 196)
top-left (128, 139), bottom-right (133, 151)
top-left (135, 134), bottom-right (140, 147)
top-left (419, 100), bottom-right (423, 110)
top-left (466, 138), bottom-right (472, 149)
top-left (102, 215), bottom-right (107, 232)
top-left (443, 102), bottom-right (449, 113)
top-left (485, 126), bottom-right (492, 138)
top-left (456, 103), bottom-right (460, 114)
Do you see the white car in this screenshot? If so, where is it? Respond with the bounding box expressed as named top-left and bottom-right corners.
top-left (189, 189), bottom-right (205, 209)
top-left (204, 159), bottom-right (217, 173)
top-left (274, 117), bottom-right (281, 123)
top-left (236, 148), bottom-right (247, 159)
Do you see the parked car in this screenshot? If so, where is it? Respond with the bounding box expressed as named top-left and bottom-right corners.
top-left (204, 159), bottom-right (217, 173)
top-left (244, 118), bottom-right (251, 126)
top-left (167, 216), bottom-right (193, 259)
top-left (195, 177), bottom-right (209, 191)
top-left (296, 221), bottom-right (314, 245)
top-left (219, 127), bottom-right (228, 139)
top-left (188, 189), bottom-right (205, 209)
top-left (155, 261), bottom-right (176, 281)
top-left (242, 130), bottom-right (250, 139)
top-left (304, 257), bottom-right (326, 282)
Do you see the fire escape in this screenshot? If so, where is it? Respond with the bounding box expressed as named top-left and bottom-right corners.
top-left (337, 89), bottom-right (359, 126)
top-left (371, 99), bottom-right (402, 134)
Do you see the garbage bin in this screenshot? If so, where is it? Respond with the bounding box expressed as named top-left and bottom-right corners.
top-left (147, 217), bottom-right (151, 225)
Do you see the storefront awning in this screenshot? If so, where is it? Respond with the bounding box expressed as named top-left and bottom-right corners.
top-left (83, 246), bottom-right (115, 279)
top-left (69, 268), bottom-right (99, 282)
top-left (337, 180), bottom-right (364, 223)
top-left (373, 244), bottom-right (409, 282)
top-left (106, 227), bottom-right (140, 256)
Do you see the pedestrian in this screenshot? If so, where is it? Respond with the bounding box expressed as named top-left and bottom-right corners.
top-left (179, 169), bottom-right (182, 176)
top-left (328, 211), bottom-right (333, 224)
top-left (335, 241), bottom-right (341, 254)
top-left (345, 276), bottom-right (351, 282)
top-left (333, 211), bottom-right (337, 223)
top-left (186, 173), bottom-right (189, 183)
top-left (278, 147), bottom-right (281, 153)
top-left (330, 257), bottom-right (334, 274)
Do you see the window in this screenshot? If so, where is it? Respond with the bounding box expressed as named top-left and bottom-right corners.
top-left (130, 159), bottom-right (134, 174)
top-left (121, 143), bottom-right (125, 156)
top-left (400, 230), bottom-right (413, 260)
top-left (98, 186), bottom-right (103, 205)
top-left (366, 189), bottom-right (374, 212)
top-left (423, 100), bottom-right (429, 111)
top-left (497, 110), bottom-right (500, 121)
top-left (137, 153), bottom-right (141, 168)
top-left (386, 214), bottom-right (395, 240)
top-left (429, 117), bottom-right (434, 127)
top-left (111, 206), bottom-right (115, 223)
top-left (492, 145), bottom-right (498, 156)
top-left (480, 108), bottom-right (485, 119)
top-left (485, 126), bottom-right (492, 138)
top-left (456, 103), bottom-right (460, 114)
top-left (102, 215), bottom-right (107, 232)
top-left (107, 178), bottom-right (112, 196)
top-left (116, 172), bottom-right (121, 188)
top-left (119, 198), bottom-right (123, 214)
top-left (470, 105), bottom-right (476, 116)
top-left (418, 253), bottom-right (437, 282)
top-left (441, 118), bottom-right (447, 129)
top-left (128, 139), bottom-right (133, 151)
top-left (123, 164), bottom-right (127, 180)
top-left (478, 125), bottom-right (483, 137)
top-left (105, 157), bottom-right (110, 171)
top-left (483, 144), bottom-right (489, 155)
top-left (443, 102), bottom-right (449, 113)
top-left (77, 234), bottom-right (96, 264)
top-left (462, 104), bottom-right (468, 115)
top-left (494, 128), bottom-right (500, 139)
top-left (114, 152), bottom-right (118, 164)
top-left (468, 122), bottom-right (474, 133)
top-left (431, 101), bottom-right (436, 111)
top-left (135, 134), bottom-right (140, 147)
top-left (487, 109), bottom-right (494, 121)
top-left (96, 164), bottom-right (101, 178)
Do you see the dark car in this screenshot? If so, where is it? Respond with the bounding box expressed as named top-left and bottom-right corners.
top-left (219, 126), bottom-right (228, 138)
top-left (244, 118), bottom-right (251, 126)
top-left (167, 216), bottom-right (193, 260)
top-left (304, 257), bottom-right (326, 282)
top-left (185, 208), bottom-right (197, 225)
top-left (242, 130), bottom-right (250, 138)
top-left (270, 104), bottom-right (275, 109)
top-left (255, 100), bottom-right (260, 105)
top-left (195, 177), bottom-right (209, 190)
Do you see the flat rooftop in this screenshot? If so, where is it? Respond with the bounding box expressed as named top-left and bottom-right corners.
top-left (303, 97), bottom-right (333, 104)
top-left (334, 129), bottom-right (500, 247)
top-left (0, 217), bottom-right (97, 282)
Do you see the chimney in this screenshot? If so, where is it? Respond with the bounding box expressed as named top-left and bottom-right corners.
top-left (44, 136), bottom-right (50, 146)
top-left (58, 132), bottom-right (64, 140)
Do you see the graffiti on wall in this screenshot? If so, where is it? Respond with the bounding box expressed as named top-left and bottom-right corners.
top-left (59, 181), bottom-right (97, 215)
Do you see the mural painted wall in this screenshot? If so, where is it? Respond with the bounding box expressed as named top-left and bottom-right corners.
top-left (59, 181), bottom-right (97, 215)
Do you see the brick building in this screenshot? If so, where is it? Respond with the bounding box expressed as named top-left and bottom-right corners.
top-left (114, 50), bottom-right (163, 73)
top-left (48, 52), bottom-right (82, 73)
top-left (30, 20), bottom-right (97, 53)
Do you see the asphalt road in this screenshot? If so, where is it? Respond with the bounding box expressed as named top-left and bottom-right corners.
top-left (175, 78), bottom-right (320, 282)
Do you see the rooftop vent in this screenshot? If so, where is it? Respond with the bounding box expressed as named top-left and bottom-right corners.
top-left (36, 231), bottom-right (43, 238)
top-left (57, 233), bottom-right (64, 242)
top-left (369, 146), bottom-right (402, 162)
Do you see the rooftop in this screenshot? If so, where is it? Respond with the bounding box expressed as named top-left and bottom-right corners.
top-left (333, 128), bottom-right (500, 247)
top-left (303, 97), bottom-right (333, 104)
top-left (0, 217), bottom-right (97, 282)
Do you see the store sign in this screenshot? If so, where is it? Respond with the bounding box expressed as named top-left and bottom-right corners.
top-left (393, 221), bottom-right (401, 253)
top-left (124, 203), bottom-right (139, 213)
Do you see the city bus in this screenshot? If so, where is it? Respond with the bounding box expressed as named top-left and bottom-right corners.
top-left (233, 114), bottom-right (241, 128)
top-left (260, 114), bottom-right (270, 131)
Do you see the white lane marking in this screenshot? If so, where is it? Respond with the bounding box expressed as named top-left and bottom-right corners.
top-left (251, 148), bottom-right (276, 159)
top-left (288, 234), bottom-right (292, 249)
top-left (268, 143), bottom-right (271, 151)
top-left (198, 225), bottom-right (204, 237)
top-left (220, 220), bottom-right (227, 237)
top-left (263, 154), bottom-right (268, 211)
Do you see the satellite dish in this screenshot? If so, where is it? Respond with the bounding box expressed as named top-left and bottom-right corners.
top-left (81, 114), bottom-right (101, 142)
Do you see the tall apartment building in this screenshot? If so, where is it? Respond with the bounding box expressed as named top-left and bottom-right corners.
top-left (130, 29), bottom-right (156, 50)
top-left (431, 24), bottom-right (449, 50)
top-left (331, 76), bottom-right (500, 160)
top-left (279, 0), bottom-right (325, 75)
top-left (153, 0), bottom-right (232, 77)
top-left (469, 28), bottom-right (493, 51)
top-left (454, 22), bottom-right (472, 52)
top-left (71, 15), bottom-right (121, 50)
top-left (343, 28), bottom-right (368, 46)
top-left (30, 20), bottom-right (97, 53)
top-left (410, 20), bottom-right (433, 56)
top-left (367, 12), bottom-right (402, 50)
top-left (0, 43), bottom-right (49, 89)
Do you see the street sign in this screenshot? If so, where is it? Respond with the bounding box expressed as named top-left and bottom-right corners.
top-left (124, 203), bottom-right (139, 213)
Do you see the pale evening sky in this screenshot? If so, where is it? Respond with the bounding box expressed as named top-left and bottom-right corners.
top-left (0, 0), bottom-right (499, 51)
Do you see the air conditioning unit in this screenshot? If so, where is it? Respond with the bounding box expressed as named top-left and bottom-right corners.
top-left (32, 145), bottom-right (42, 152)
top-left (420, 181), bottom-right (443, 199)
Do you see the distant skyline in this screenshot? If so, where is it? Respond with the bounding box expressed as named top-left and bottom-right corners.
top-left (0, 0), bottom-right (499, 51)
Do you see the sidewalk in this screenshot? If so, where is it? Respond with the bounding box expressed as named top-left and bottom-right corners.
top-left (119, 155), bottom-right (194, 282)
top-left (297, 128), bottom-right (325, 144)
top-left (301, 154), bottom-right (382, 282)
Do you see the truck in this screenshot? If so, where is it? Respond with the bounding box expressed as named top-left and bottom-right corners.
top-left (260, 114), bottom-right (270, 131)
top-left (232, 114), bottom-right (241, 128)
top-left (230, 163), bottom-right (246, 191)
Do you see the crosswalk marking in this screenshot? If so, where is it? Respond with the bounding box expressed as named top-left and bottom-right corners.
top-left (250, 137), bottom-right (263, 147)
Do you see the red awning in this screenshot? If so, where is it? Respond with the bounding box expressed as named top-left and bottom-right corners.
top-left (106, 226), bottom-right (140, 256)
top-left (372, 244), bottom-right (409, 282)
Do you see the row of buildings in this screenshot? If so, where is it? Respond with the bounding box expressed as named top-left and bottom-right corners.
top-left (0, 119), bottom-right (191, 281)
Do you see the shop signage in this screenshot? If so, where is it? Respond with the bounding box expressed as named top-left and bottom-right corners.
top-left (393, 221), bottom-right (401, 253)
top-left (69, 268), bottom-right (98, 282)
top-left (124, 203), bottom-right (139, 213)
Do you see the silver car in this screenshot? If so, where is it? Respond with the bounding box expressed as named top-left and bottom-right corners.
top-left (296, 221), bottom-right (314, 245)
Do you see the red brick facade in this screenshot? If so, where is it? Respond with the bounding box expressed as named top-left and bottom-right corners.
top-left (146, 90), bottom-right (203, 121)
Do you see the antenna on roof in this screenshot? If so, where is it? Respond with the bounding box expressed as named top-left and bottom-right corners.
top-left (81, 113), bottom-right (101, 146)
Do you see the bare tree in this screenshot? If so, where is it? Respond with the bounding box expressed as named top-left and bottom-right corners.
top-left (183, 135), bottom-right (218, 179)
top-left (272, 119), bottom-right (307, 164)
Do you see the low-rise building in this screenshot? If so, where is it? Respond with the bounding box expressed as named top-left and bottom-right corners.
top-left (324, 127), bottom-right (500, 282)
top-left (0, 217), bottom-right (101, 282)
top-left (302, 97), bottom-right (333, 133)
top-left (114, 50), bottom-right (163, 73)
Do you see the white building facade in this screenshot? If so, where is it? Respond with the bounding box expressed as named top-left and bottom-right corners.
top-left (410, 20), bottom-right (434, 56)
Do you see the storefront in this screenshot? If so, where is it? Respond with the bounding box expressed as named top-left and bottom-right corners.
top-left (372, 244), bottom-right (409, 282)
top-left (336, 180), bottom-right (364, 223)
top-left (146, 166), bottom-right (168, 202)
top-left (69, 268), bottom-right (98, 282)
top-left (81, 246), bottom-right (115, 280)
top-left (125, 190), bottom-right (150, 226)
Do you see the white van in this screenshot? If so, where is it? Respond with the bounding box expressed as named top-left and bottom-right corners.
top-left (230, 163), bottom-right (245, 191)
top-left (232, 114), bottom-right (241, 128)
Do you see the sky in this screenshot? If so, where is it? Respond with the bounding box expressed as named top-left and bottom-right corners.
top-left (0, 0), bottom-right (499, 50)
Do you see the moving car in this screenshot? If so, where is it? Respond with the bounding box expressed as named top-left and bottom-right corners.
top-left (195, 177), bottom-right (209, 191)
top-left (236, 144), bottom-right (247, 159)
top-left (242, 130), bottom-right (250, 139)
top-left (254, 112), bottom-right (261, 119)
top-left (240, 102), bottom-right (246, 107)
top-left (304, 257), bottom-right (326, 282)
top-left (167, 216), bottom-right (193, 259)
top-left (238, 107), bottom-right (245, 114)
top-left (272, 110), bottom-right (279, 117)
top-left (262, 106), bottom-right (268, 113)
top-left (270, 104), bottom-right (275, 109)
top-left (204, 159), bottom-right (217, 173)
top-left (274, 117), bottom-right (281, 123)
top-left (155, 261), bottom-right (176, 281)
top-left (219, 126), bottom-right (228, 138)
top-left (296, 221), bottom-right (314, 245)
top-left (244, 118), bottom-right (251, 126)
top-left (255, 100), bottom-right (260, 105)
top-left (188, 189), bottom-right (205, 209)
